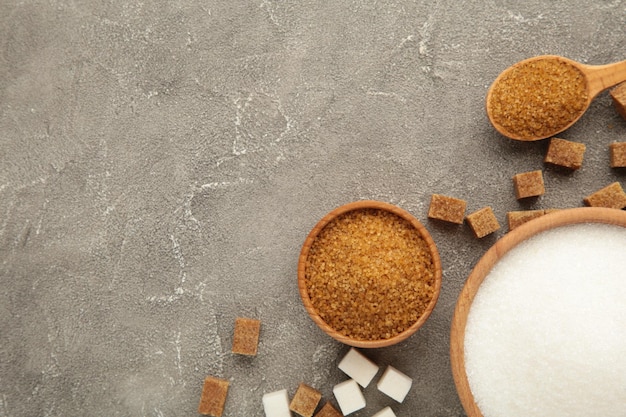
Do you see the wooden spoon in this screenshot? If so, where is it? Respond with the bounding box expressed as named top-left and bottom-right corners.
top-left (486, 55), bottom-right (626, 141)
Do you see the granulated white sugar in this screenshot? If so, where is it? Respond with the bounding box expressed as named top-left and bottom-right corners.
top-left (464, 223), bottom-right (626, 417)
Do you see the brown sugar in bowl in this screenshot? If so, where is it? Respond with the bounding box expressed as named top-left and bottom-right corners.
top-left (297, 200), bottom-right (442, 348)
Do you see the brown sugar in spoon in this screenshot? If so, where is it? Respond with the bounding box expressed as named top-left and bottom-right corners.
top-left (486, 55), bottom-right (626, 141)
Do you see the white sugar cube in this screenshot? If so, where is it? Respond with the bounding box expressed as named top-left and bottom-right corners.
top-left (262, 389), bottom-right (292, 417)
top-left (332, 379), bottom-right (366, 416)
top-left (337, 347), bottom-right (379, 388)
top-left (377, 365), bottom-right (412, 403)
top-left (372, 406), bottom-right (397, 417)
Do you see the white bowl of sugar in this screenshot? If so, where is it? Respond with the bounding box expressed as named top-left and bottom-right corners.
top-left (450, 207), bottom-right (626, 417)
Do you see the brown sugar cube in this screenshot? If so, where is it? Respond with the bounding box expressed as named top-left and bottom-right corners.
top-left (313, 402), bottom-right (343, 417)
top-left (507, 210), bottom-right (546, 231)
top-left (544, 137), bottom-right (586, 170)
top-left (198, 376), bottom-right (229, 416)
top-left (232, 317), bottom-right (261, 355)
top-left (289, 383), bottom-right (322, 417)
top-left (506, 209), bottom-right (560, 231)
top-left (513, 170), bottom-right (545, 199)
top-left (609, 142), bottom-right (626, 168)
top-left (583, 182), bottom-right (626, 209)
top-left (610, 82), bottom-right (626, 120)
top-left (428, 194), bottom-right (467, 224)
top-left (466, 207), bottom-right (500, 238)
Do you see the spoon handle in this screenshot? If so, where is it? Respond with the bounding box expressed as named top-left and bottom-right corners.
top-left (583, 59), bottom-right (626, 98)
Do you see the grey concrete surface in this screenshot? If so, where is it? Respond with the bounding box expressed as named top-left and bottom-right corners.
top-left (1, 1), bottom-right (625, 416)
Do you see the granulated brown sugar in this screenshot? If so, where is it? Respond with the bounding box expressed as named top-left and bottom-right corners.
top-left (304, 209), bottom-right (436, 341)
top-left (489, 57), bottom-right (588, 140)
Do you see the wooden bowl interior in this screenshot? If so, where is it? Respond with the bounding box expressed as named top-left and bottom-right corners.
top-left (297, 200), bottom-right (442, 348)
top-left (450, 207), bottom-right (626, 417)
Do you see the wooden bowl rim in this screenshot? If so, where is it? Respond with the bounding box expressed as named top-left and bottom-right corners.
top-left (297, 200), bottom-right (442, 348)
top-left (450, 207), bottom-right (626, 417)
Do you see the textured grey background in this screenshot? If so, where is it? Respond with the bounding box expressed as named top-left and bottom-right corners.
top-left (1, 1), bottom-right (625, 416)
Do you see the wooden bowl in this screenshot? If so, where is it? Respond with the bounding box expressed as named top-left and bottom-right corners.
top-left (450, 207), bottom-right (626, 417)
top-left (297, 200), bottom-right (442, 348)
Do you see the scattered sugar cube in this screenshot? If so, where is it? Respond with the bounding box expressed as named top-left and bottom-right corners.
top-left (372, 406), bottom-right (397, 417)
top-left (333, 379), bottom-right (366, 416)
top-left (337, 348), bottom-right (379, 388)
top-left (583, 182), bottom-right (626, 209)
top-left (507, 209), bottom-right (559, 231)
top-left (513, 170), bottom-right (545, 199)
top-left (377, 365), bottom-right (412, 403)
top-left (198, 376), bottom-right (229, 417)
top-left (610, 82), bottom-right (626, 120)
top-left (428, 194), bottom-right (467, 224)
top-left (313, 402), bottom-right (342, 417)
top-left (507, 210), bottom-right (549, 231)
top-left (466, 206), bottom-right (500, 238)
top-left (609, 142), bottom-right (626, 168)
top-left (262, 389), bottom-right (292, 417)
top-left (232, 317), bottom-right (261, 356)
top-left (289, 383), bottom-right (321, 417)
top-left (544, 137), bottom-right (586, 170)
